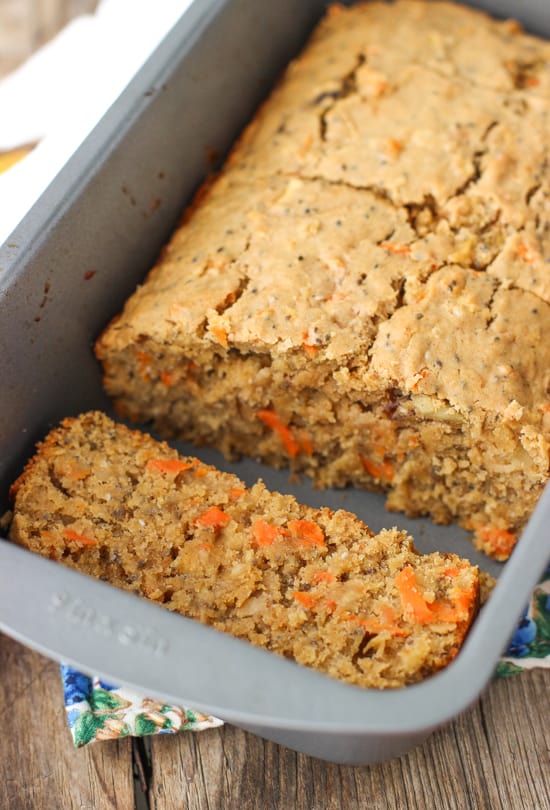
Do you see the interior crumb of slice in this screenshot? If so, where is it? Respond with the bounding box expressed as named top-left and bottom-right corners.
top-left (9, 411), bottom-right (479, 689)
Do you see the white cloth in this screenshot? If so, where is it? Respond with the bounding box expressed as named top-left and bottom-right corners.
top-left (0, 0), bottom-right (193, 244)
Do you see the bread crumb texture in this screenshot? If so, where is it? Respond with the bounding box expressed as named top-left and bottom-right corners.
top-left (9, 412), bottom-right (479, 689)
top-left (96, 1), bottom-right (550, 559)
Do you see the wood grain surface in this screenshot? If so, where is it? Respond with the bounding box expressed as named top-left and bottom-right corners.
top-left (1, 632), bottom-right (549, 810)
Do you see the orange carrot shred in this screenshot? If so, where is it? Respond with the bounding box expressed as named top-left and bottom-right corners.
top-left (63, 461), bottom-right (91, 481)
top-left (228, 488), bottom-right (245, 500)
top-left (476, 525), bottom-right (516, 556)
top-left (411, 368), bottom-right (429, 391)
top-left (379, 241), bottom-right (411, 255)
top-left (517, 243), bottom-right (536, 263)
top-left (360, 455), bottom-right (395, 482)
top-left (63, 528), bottom-right (97, 547)
top-left (292, 591), bottom-right (316, 609)
top-left (443, 567), bottom-right (464, 579)
top-left (252, 519), bottom-right (280, 548)
top-left (312, 571), bottom-right (335, 584)
top-left (387, 138), bottom-right (404, 156)
top-left (135, 350), bottom-right (153, 364)
top-left (287, 519), bottom-right (326, 548)
top-left (160, 370), bottom-right (175, 387)
top-left (147, 459), bottom-right (194, 474)
top-left (394, 566), bottom-right (434, 623)
top-left (135, 350), bottom-right (154, 381)
top-left (302, 343), bottom-right (318, 357)
top-left (211, 325), bottom-right (228, 348)
top-left (257, 409), bottom-right (300, 458)
top-left (195, 507), bottom-right (230, 529)
top-left (429, 590), bottom-right (473, 623)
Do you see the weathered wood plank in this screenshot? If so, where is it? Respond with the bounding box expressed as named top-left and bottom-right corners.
top-left (149, 670), bottom-right (550, 810)
top-left (0, 634), bottom-right (135, 810)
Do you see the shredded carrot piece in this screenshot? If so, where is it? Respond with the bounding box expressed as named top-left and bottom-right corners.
top-left (429, 587), bottom-right (475, 623)
top-left (324, 291), bottom-right (346, 303)
top-left (302, 342), bottom-right (318, 357)
top-left (395, 567), bottom-right (474, 625)
top-left (292, 591), bottom-right (316, 609)
top-left (451, 586), bottom-right (476, 615)
top-left (386, 138), bottom-right (403, 156)
top-left (195, 507), bottom-right (230, 529)
top-left (287, 519), bottom-right (326, 548)
top-left (135, 350), bottom-right (153, 364)
top-left (63, 461), bottom-right (91, 481)
top-left (63, 528), bottom-right (97, 547)
top-left (135, 350), bottom-right (154, 381)
top-left (517, 243), bottom-right (536, 263)
top-left (257, 409), bottom-right (300, 458)
top-left (146, 459), bottom-right (194, 474)
top-left (197, 542), bottom-right (213, 552)
top-left (228, 488), bottom-right (245, 500)
top-left (301, 334), bottom-right (318, 357)
top-left (160, 370), bottom-right (175, 387)
top-left (411, 368), bottom-right (429, 391)
top-left (476, 526), bottom-right (517, 557)
top-left (443, 567), bottom-right (464, 579)
top-left (194, 467), bottom-right (208, 478)
top-left (252, 519), bottom-right (281, 548)
top-left (394, 566), bottom-right (434, 623)
top-left (323, 599), bottom-right (337, 613)
top-left (211, 325), bottom-right (228, 348)
top-left (379, 241), bottom-right (411, 255)
top-left (312, 571), bottom-right (335, 584)
top-left (360, 455), bottom-right (395, 482)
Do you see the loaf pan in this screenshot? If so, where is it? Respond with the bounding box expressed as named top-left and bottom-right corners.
top-left (1, 0), bottom-right (549, 765)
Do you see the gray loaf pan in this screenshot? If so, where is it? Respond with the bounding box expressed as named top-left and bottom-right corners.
top-left (0, 0), bottom-right (549, 765)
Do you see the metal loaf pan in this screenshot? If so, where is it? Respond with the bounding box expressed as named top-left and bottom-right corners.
top-left (1, 0), bottom-right (549, 765)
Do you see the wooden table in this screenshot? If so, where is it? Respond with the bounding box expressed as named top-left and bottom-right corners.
top-left (1, 3), bottom-right (549, 808)
top-left (1, 632), bottom-right (549, 809)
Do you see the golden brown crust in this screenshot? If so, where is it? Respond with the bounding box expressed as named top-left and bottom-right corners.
top-left (95, 1), bottom-right (550, 559)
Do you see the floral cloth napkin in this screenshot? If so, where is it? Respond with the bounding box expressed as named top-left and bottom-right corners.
top-left (62, 564), bottom-right (550, 747)
top-left (60, 668), bottom-right (222, 747)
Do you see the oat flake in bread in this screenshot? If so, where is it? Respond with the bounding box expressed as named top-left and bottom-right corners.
top-left (9, 412), bottom-right (479, 689)
top-left (95, 1), bottom-right (550, 560)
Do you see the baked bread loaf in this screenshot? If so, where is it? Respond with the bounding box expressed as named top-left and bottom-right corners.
top-left (9, 411), bottom-right (479, 689)
top-left (95, 1), bottom-right (550, 559)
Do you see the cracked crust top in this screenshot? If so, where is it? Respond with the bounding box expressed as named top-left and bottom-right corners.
top-left (96, 0), bottom-right (550, 435)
